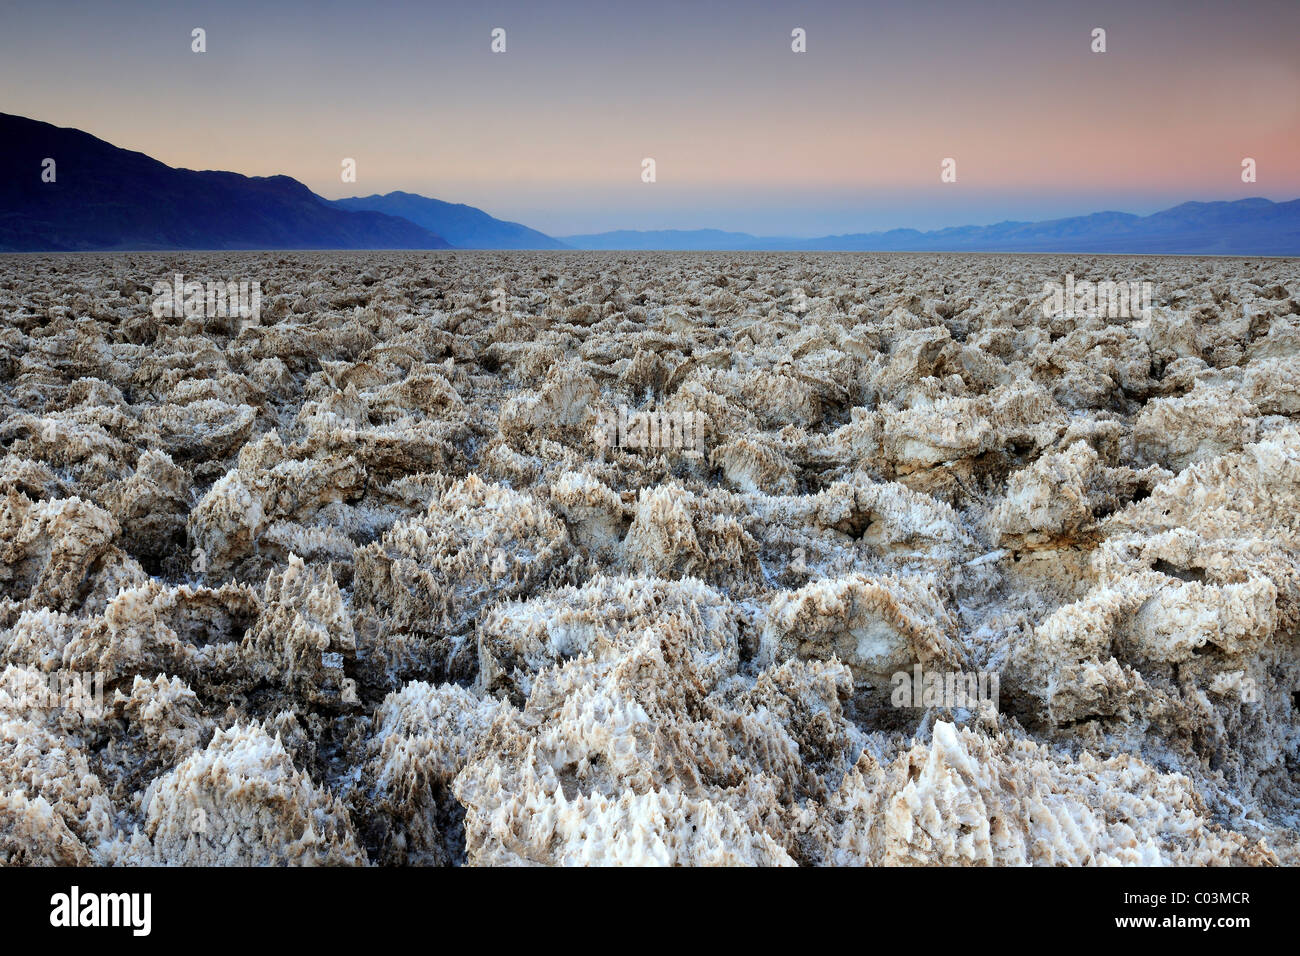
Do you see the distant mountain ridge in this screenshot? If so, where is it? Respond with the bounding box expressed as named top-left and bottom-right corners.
top-left (563, 199), bottom-right (1300, 255)
top-left (330, 192), bottom-right (566, 249)
top-left (0, 113), bottom-right (451, 251)
top-left (2, 113), bottom-right (1296, 255)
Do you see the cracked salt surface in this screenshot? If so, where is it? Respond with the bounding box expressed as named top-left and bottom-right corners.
top-left (0, 251), bottom-right (1296, 865)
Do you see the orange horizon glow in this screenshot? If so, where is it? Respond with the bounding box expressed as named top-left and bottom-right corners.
top-left (3, 0), bottom-right (1296, 235)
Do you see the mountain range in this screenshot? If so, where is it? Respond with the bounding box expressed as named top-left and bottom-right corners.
top-left (330, 192), bottom-right (566, 249)
top-left (0, 113), bottom-right (450, 251)
top-left (1, 113), bottom-right (1296, 255)
top-left (561, 201), bottom-right (1300, 255)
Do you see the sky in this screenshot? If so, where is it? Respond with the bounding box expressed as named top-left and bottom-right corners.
top-left (2, 0), bottom-right (1297, 236)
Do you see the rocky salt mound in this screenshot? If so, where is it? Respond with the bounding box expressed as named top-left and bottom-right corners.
top-left (0, 250), bottom-right (1296, 865)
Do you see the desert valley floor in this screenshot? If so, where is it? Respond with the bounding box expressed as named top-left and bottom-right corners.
top-left (0, 250), bottom-right (1297, 865)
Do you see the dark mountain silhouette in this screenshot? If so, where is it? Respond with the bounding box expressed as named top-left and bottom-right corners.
top-left (0, 113), bottom-right (450, 251)
top-left (563, 199), bottom-right (1300, 255)
top-left (331, 191), bottom-right (565, 248)
top-left (3, 113), bottom-right (1296, 256)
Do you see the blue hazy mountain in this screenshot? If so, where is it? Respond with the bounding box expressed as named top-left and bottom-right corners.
top-left (331, 192), bottom-right (566, 249)
top-left (564, 199), bottom-right (1300, 255)
top-left (4, 114), bottom-right (1296, 256)
top-left (0, 113), bottom-right (451, 251)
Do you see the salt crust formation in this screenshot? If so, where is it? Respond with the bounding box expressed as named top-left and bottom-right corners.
top-left (0, 251), bottom-right (1296, 865)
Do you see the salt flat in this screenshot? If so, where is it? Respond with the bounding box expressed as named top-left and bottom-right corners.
top-left (1, 251), bottom-right (1297, 865)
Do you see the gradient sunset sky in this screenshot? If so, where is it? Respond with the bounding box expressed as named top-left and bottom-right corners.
top-left (2, 0), bottom-right (1297, 236)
